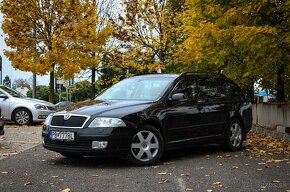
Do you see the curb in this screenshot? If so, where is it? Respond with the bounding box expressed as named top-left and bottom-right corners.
top-left (252, 127), bottom-right (290, 142)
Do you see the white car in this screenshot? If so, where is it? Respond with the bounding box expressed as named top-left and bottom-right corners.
top-left (0, 85), bottom-right (55, 125)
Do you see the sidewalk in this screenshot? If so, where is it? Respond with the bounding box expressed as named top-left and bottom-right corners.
top-left (252, 126), bottom-right (290, 142)
top-left (0, 126), bottom-right (42, 160)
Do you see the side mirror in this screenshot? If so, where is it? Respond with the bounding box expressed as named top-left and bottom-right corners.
top-left (0, 94), bottom-right (8, 99)
top-left (171, 93), bottom-right (185, 101)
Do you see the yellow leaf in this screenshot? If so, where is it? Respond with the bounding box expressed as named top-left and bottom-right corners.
top-left (60, 188), bottom-right (71, 192)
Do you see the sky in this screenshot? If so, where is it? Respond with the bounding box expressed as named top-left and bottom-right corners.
top-left (0, 12), bottom-right (50, 86)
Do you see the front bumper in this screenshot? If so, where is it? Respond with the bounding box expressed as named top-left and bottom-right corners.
top-left (32, 110), bottom-right (55, 122)
top-left (42, 126), bottom-right (133, 157)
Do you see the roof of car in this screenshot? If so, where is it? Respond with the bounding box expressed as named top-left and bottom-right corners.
top-left (133, 72), bottom-right (227, 79)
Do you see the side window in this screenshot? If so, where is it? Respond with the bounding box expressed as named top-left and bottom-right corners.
top-left (172, 80), bottom-right (198, 100)
top-left (219, 79), bottom-right (244, 98)
top-left (197, 77), bottom-right (225, 99)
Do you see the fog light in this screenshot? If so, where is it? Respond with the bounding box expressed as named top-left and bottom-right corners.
top-left (92, 141), bottom-right (108, 149)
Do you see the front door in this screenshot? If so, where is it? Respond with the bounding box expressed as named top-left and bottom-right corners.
top-left (165, 78), bottom-right (207, 143)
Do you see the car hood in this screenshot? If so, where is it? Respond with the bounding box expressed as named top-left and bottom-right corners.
top-left (58, 100), bottom-right (153, 117)
top-left (13, 97), bottom-right (55, 106)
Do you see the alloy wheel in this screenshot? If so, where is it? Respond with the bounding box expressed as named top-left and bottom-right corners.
top-left (131, 131), bottom-right (159, 162)
top-left (230, 122), bottom-right (242, 147)
top-left (15, 110), bottom-right (30, 125)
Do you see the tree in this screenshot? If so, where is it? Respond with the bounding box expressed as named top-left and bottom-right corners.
top-left (3, 75), bottom-right (11, 87)
top-left (114, 0), bottom-right (176, 70)
top-left (1, 0), bottom-right (112, 102)
top-left (71, 80), bottom-right (94, 102)
top-left (173, 0), bottom-right (289, 102)
top-left (13, 78), bottom-right (31, 89)
top-left (27, 85), bottom-right (50, 101)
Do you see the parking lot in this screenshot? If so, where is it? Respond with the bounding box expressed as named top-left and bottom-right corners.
top-left (0, 124), bottom-right (289, 192)
top-left (0, 124), bottom-right (42, 160)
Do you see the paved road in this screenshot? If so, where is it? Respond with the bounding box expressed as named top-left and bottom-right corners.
top-left (0, 126), bottom-right (289, 192)
top-left (0, 142), bottom-right (289, 192)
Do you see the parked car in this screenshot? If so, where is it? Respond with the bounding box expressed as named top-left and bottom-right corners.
top-left (42, 73), bottom-right (252, 165)
top-left (0, 85), bottom-right (55, 125)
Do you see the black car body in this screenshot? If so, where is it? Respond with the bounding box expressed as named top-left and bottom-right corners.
top-left (0, 108), bottom-right (4, 136)
top-left (42, 73), bottom-right (252, 165)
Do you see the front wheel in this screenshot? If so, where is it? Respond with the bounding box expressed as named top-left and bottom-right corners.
top-left (129, 125), bottom-right (164, 166)
top-left (13, 108), bottom-right (32, 125)
top-left (223, 119), bottom-right (244, 151)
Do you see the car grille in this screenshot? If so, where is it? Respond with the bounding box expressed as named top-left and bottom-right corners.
top-left (45, 139), bottom-right (92, 151)
top-left (51, 115), bottom-right (89, 128)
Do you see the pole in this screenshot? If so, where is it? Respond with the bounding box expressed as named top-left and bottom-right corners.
top-left (32, 73), bottom-right (36, 98)
top-left (0, 55), bottom-right (2, 85)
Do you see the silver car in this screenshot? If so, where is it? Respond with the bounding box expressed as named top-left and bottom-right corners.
top-left (0, 85), bottom-right (55, 125)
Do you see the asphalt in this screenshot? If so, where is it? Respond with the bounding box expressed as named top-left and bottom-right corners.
top-left (0, 126), bottom-right (289, 192)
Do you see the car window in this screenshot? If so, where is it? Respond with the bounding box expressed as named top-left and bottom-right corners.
top-left (0, 86), bottom-right (24, 98)
top-left (172, 79), bottom-right (198, 100)
top-left (219, 78), bottom-right (244, 98)
top-left (97, 77), bottom-right (174, 101)
top-left (197, 77), bottom-right (226, 99)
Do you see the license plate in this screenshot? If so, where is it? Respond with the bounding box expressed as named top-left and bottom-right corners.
top-left (50, 131), bottom-right (75, 141)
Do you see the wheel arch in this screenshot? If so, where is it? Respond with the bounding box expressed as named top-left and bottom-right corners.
top-left (11, 107), bottom-right (33, 122)
top-left (140, 119), bottom-right (166, 142)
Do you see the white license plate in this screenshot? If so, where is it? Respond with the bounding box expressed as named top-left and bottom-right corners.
top-left (50, 131), bottom-right (75, 141)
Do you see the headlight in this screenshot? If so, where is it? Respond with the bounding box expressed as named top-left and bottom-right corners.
top-left (88, 117), bottom-right (126, 128)
top-left (44, 114), bottom-right (53, 125)
top-left (35, 104), bottom-right (48, 110)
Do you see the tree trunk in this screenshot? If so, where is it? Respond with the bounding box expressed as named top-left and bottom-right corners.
top-left (49, 68), bottom-right (55, 103)
top-left (91, 67), bottom-right (96, 99)
top-left (276, 63), bottom-right (285, 102)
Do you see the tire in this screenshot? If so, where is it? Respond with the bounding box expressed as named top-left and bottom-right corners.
top-left (13, 108), bottom-right (32, 125)
top-left (223, 119), bottom-right (244, 151)
top-left (129, 125), bottom-right (164, 166)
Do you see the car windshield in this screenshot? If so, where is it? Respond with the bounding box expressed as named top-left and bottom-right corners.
top-left (0, 86), bottom-right (25, 98)
top-left (96, 77), bottom-right (173, 101)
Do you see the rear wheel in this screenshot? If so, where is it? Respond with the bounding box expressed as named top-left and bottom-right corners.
top-left (13, 108), bottom-right (32, 125)
top-left (129, 125), bottom-right (164, 166)
top-left (223, 119), bottom-right (244, 151)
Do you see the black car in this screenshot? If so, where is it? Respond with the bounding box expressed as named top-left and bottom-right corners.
top-left (42, 73), bottom-right (252, 165)
top-left (0, 108), bottom-right (4, 136)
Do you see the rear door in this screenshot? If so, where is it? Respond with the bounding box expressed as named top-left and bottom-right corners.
top-left (196, 77), bottom-right (229, 136)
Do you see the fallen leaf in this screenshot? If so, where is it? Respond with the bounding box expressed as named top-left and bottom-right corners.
top-left (225, 154), bottom-right (231, 157)
top-left (152, 166), bottom-right (159, 169)
top-left (60, 188), bottom-right (71, 192)
top-left (163, 162), bottom-right (175, 165)
top-left (257, 168), bottom-right (263, 171)
top-left (231, 166), bottom-right (239, 169)
top-left (207, 190), bottom-right (213, 192)
top-left (24, 182), bottom-right (32, 186)
top-left (185, 188), bottom-right (193, 191)
top-left (159, 179), bottom-right (169, 184)
top-left (158, 171), bottom-right (171, 175)
top-left (92, 174), bottom-right (99, 177)
top-left (52, 176), bottom-right (59, 178)
top-left (213, 181), bottom-right (222, 185)
top-left (272, 180), bottom-right (280, 183)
